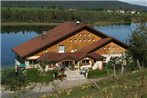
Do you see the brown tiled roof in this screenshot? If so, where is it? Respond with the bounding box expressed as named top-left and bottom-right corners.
top-left (80, 37), bottom-right (113, 53)
top-left (38, 52), bottom-right (104, 62)
top-left (88, 52), bottom-right (105, 60)
top-left (80, 37), bottom-right (128, 53)
top-left (12, 21), bottom-right (108, 58)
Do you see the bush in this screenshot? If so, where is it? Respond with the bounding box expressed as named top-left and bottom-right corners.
top-left (45, 69), bottom-right (58, 75)
top-left (1, 68), bottom-right (28, 91)
top-left (25, 68), bottom-right (41, 83)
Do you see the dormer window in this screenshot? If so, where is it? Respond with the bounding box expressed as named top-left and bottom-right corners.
top-left (58, 45), bottom-right (65, 53)
top-left (74, 48), bottom-right (77, 52)
top-left (79, 34), bottom-right (82, 36)
top-left (74, 39), bottom-right (77, 42)
top-left (88, 34), bottom-right (91, 36)
top-left (70, 39), bottom-right (72, 42)
top-left (84, 34), bottom-right (86, 36)
top-left (84, 39), bottom-right (86, 42)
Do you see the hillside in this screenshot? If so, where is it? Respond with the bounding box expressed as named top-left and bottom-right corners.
top-left (2, 1), bottom-right (147, 11)
top-left (41, 69), bottom-right (147, 98)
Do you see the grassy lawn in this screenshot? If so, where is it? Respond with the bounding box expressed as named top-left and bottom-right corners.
top-left (40, 69), bottom-right (147, 98)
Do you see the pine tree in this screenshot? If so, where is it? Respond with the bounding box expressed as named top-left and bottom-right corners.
top-left (128, 23), bottom-right (147, 69)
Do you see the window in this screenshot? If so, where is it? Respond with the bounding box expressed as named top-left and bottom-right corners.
top-left (88, 34), bottom-right (91, 36)
top-left (74, 39), bottom-right (77, 42)
top-left (84, 34), bottom-right (86, 36)
top-left (74, 48), bottom-right (77, 52)
top-left (58, 45), bottom-right (65, 53)
top-left (45, 50), bottom-right (48, 53)
top-left (82, 60), bottom-right (89, 64)
top-left (70, 39), bottom-right (72, 42)
top-left (75, 61), bottom-right (78, 64)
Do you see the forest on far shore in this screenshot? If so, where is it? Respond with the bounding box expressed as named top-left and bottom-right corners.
top-left (1, 7), bottom-right (147, 24)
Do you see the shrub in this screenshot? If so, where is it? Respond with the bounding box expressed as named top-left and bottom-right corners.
top-left (25, 68), bottom-right (41, 83)
top-left (1, 68), bottom-right (28, 91)
top-left (41, 74), bottom-right (54, 84)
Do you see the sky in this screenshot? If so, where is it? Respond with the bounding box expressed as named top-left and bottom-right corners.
top-left (119, 0), bottom-right (147, 6)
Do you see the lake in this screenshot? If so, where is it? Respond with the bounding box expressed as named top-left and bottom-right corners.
top-left (1, 23), bottom-right (138, 68)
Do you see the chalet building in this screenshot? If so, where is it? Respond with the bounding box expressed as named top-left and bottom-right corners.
top-left (12, 21), bottom-right (128, 71)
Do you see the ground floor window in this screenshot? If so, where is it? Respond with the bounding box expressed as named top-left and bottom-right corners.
top-left (29, 60), bottom-right (38, 65)
top-left (62, 61), bottom-right (74, 67)
top-left (82, 60), bottom-right (90, 64)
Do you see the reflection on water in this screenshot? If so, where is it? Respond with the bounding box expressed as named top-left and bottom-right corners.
top-left (94, 23), bottom-right (138, 42)
top-left (1, 25), bottom-right (55, 68)
top-left (1, 23), bottom-right (138, 68)
top-left (1, 25), bottom-right (55, 34)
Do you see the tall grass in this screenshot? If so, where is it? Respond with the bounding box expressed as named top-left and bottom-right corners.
top-left (40, 68), bottom-right (147, 98)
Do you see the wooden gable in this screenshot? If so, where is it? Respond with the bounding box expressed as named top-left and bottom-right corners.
top-left (95, 42), bottom-right (127, 54)
top-left (34, 28), bottom-right (105, 56)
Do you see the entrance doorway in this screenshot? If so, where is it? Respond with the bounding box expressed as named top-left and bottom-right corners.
top-left (62, 60), bottom-right (75, 69)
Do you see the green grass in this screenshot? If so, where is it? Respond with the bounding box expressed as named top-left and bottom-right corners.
top-left (40, 68), bottom-right (147, 98)
top-left (88, 69), bottom-right (111, 78)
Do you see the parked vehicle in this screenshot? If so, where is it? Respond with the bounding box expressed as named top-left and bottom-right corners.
top-left (79, 67), bottom-right (88, 75)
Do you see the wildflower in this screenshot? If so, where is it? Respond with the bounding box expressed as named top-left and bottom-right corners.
top-left (41, 95), bottom-right (46, 98)
top-left (81, 85), bottom-right (86, 90)
top-left (66, 88), bottom-right (72, 96)
top-left (102, 88), bottom-right (107, 92)
top-left (58, 90), bottom-right (62, 94)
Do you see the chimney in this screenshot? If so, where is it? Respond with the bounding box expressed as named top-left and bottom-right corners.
top-left (76, 20), bottom-right (80, 25)
top-left (42, 31), bottom-right (47, 39)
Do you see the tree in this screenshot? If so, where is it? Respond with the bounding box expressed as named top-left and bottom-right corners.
top-left (128, 23), bottom-right (147, 70)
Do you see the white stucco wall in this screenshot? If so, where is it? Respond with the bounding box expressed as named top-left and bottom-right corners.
top-left (15, 59), bottom-right (21, 66)
top-left (102, 54), bottom-right (122, 63)
top-left (25, 61), bottom-right (30, 66)
top-left (93, 61), bottom-right (103, 70)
